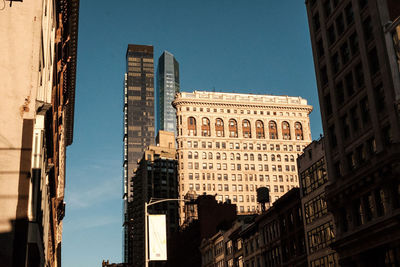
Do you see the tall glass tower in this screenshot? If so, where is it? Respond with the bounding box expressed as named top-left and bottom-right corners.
top-left (156, 51), bottom-right (180, 135)
top-left (123, 44), bottom-right (155, 264)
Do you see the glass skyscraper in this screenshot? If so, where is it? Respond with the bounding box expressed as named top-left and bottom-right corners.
top-left (156, 51), bottom-right (180, 135)
top-left (123, 44), bottom-right (155, 264)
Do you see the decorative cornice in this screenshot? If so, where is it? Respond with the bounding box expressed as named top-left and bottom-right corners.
top-left (65, 0), bottom-right (79, 146)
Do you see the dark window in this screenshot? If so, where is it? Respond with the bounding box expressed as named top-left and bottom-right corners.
top-left (355, 63), bottom-right (365, 88)
top-left (367, 137), bottom-right (376, 155)
top-left (356, 144), bottom-right (365, 164)
top-left (313, 12), bottom-right (321, 32)
top-left (340, 42), bottom-right (350, 64)
top-left (341, 114), bottom-right (350, 139)
top-left (324, 93), bottom-right (333, 115)
top-left (331, 53), bottom-right (340, 74)
top-left (363, 17), bottom-right (373, 42)
top-left (321, 66), bottom-right (328, 85)
top-left (368, 47), bottom-right (380, 75)
top-left (317, 39), bottom-right (325, 58)
top-left (323, 0), bottom-right (332, 17)
top-left (335, 14), bottom-right (345, 35)
top-left (374, 84), bottom-right (385, 112)
top-left (350, 106), bottom-right (360, 132)
top-left (382, 125), bottom-right (392, 145)
top-left (360, 97), bottom-right (370, 124)
top-left (328, 125), bottom-right (337, 148)
top-left (353, 199), bottom-right (364, 226)
top-left (345, 3), bottom-right (354, 25)
top-left (328, 25), bottom-right (336, 45)
top-left (349, 33), bottom-right (359, 56)
top-left (359, 0), bottom-right (367, 10)
top-left (345, 72), bottom-right (355, 97)
top-left (336, 81), bottom-right (345, 104)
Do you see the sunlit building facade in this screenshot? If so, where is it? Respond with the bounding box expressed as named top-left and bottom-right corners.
top-left (0, 0), bottom-right (79, 266)
top-left (173, 91), bottom-right (313, 223)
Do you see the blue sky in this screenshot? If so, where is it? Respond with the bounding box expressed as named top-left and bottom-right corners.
top-left (62, 1), bottom-right (322, 266)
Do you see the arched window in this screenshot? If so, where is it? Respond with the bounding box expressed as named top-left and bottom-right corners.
top-left (295, 122), bottom-right (304, 140)
top-left (229, 119), bottom-right (238, 138)
top-left (277, 155), bottom-right (281, 161)
top-left (256, 120), bottom-right (265, 139)
top-left (271, 154), bottom-right (276, 161)
top-left (290, 155), bottom-right (295, 162)
top-left (250, 154), bottom-right (254, 161)
top-left (188, 117), bottom-right (197, 136)
top-left (216, 152), bottom-right (221, 160)
top-left (263, 154), bottom-right (268, 161)
top-left (244, 153), bottom-right (248, 161)
top-left (201, 117), bottom-right (210, 136)
top-left (202, 152), bottom-right (207, 159)
top-left (188, 152), bottom-right (192, 159)
top-left (236, 153), bottom-right (241, 160)
top-left (284, 155), bottom-right (289, 162)
top-left (208, 152), bottom-right (213, 159)
top-left (215, 118), bottom-right (225, 137)
top-left (242, 119), bottom-right (251, 138)
top-left (269, 121), bottom-right (278, 139)
top-left (258, 154), bottom-right (262, 161)
top-left (282, 121), bottom-right (291, 140)
top-left (230, 153), bottom-right (235, 160)
top-left (194, 152), bottom-right (198, 159)
top-left (222, 153), bottom-right (227, 160)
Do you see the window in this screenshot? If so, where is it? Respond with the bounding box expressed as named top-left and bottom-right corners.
top-left (188, 117), bottom-right (197, 136)
top-left (282, 121), bottom-right (291, 140)
top-left (256, 120), bottom-right (265, 138)
top-left (335, 13), bottom-right (344, 35)
top-left (215, 118), bottom-right (224, 137)
top-left (363, 16), bottom-right (373, 42)
top-left (340, 42), bottom-right (350, 65)
top-left (229, 119), bottom-right (238, 138)
top-left (327, 25), bottom-right (336, 45)
top-left (269, 121), bottom-right (278, 139)
top-left (313, 12), bottom-right (320, 32)
top-left (369, 47), bottom-right (380, 76)
top-left (355, 63), bottom-right (365, 88)
top-left (188, 152), bottom-right (192, 159)
top-left (345, 3), bottom-right (354, 25)
top-left (201, 117), bottom-right (210, 136)
top-left (300, 158), bottom-right (328, 195)
top-left (295, 122), bottom-right (304, 140)
top-left (349, 33), bottom-right (359, 56)
top-left (242, 119), bottom-right (251, 138)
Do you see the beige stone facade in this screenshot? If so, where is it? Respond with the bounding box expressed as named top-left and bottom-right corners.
top-left (173, 91), bottom-right (312, 223)
top-left (0, 1), bottom-right (79, 266)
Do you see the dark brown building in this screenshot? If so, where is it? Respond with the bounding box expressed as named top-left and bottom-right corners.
top-left (130, 131), bottom-right (178, 267)
top-left (306, 0), bottom-right (400, 265)
top-left (168, 195), bottom-right (237, 267)
top-left (123, 44), bottom-right (155, 264)
top-left (298, 138), bottom-right (338, 266)
top-left (256, 188), bottom-right (307, 267)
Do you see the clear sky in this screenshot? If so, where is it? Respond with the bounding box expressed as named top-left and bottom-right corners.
top-left (62, 1), bottom-right (322, 266)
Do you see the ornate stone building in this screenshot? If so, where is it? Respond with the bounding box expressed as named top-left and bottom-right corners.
top-left (173, 91), bottom-right (313, 223)
top-left (0, 0), bottom-right (79, 266)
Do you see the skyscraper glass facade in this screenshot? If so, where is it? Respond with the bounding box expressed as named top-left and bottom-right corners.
top-left (123, 44), bottom-right (155, 264)
top-left (156, 51), bottom-right (180, 135)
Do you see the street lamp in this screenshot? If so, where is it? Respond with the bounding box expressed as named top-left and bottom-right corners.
top-left (144, 198), bottom-right (189, 267)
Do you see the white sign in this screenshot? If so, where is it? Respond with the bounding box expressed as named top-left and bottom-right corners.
top-left (148, 214), bottom-right (167, 261)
